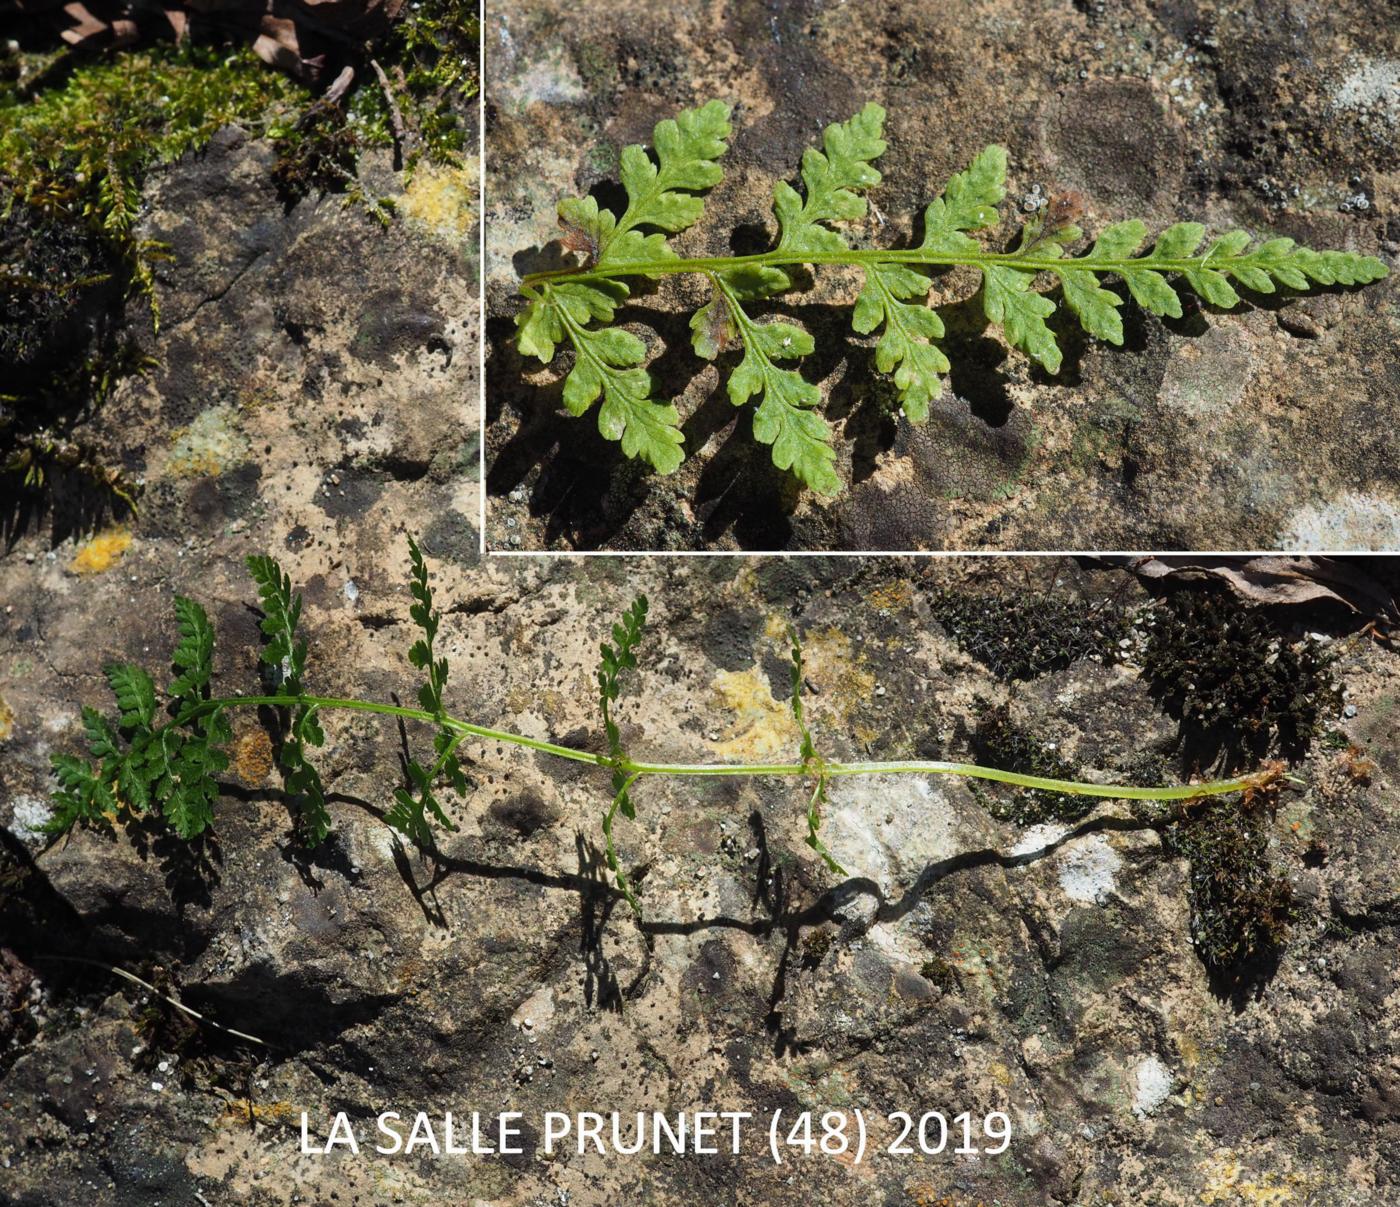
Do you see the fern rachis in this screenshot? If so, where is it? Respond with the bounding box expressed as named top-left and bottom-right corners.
top-left (46, 542), bottom-right (1291, 925)
top-left (513, 101), bottom-right (1389, 495)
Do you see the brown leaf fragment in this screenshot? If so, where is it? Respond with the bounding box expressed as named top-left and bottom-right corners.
top-left (1121, 556), bottom-right (1399, 623)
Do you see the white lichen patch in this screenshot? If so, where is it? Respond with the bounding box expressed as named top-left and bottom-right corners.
top-left (1157, 324), bottom-right (1255, 418)
top-left (1057, 834), bottom-right (1122, 904)
top-left (825, 775), bottom-right (959, 896)
top-left (1009, 822), bottom-right (1069, 857)
top-left (1278, 491), bottom-right (1400, 551)
top-left (1333, 57), bottom-right (1400, 122)
top-left (165, 405), bottom-right (249, 478)
top-left (8, 795), bottom-right (54, 845)
top-left (1132, 1055), bottom-right (1175, 1118)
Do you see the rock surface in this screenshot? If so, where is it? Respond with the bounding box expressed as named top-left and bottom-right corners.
top-left (4, 534), bottom-right (1400, 1202)
top-left (484, 0), bottom-right (1398, 550)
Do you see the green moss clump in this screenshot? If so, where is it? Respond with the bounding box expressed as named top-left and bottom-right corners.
top-left (348, 0), bottom-right (480, 168)
top-left (919, 956), bottom-right (960, 993)
top-left (1163, 796), bottom-right (1295, 997)
top-left (929, 587), bottom-right (1133, 682)
top-left (969, 704), bottom-right (1096, 826)
top-left (1, 46), bottom-right (301, 252)
top-left (1140, 591), bottom-right (1336, 767)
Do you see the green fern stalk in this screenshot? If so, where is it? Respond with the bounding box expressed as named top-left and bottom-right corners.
top-left (514, 101), bottom-right (1389, 495)
top-left (47, 548), bottom-right (1291, 913)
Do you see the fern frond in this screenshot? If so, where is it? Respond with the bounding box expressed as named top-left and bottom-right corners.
top-left (386, 538), bottom-right (464, 846)
top-left (562, 98), bottom-right (732, 270)
top-left (247, 555), bottom-right (329, 843)
top-left (786, 624), bottom-right (843, 875)
top-left (169, 596), bottom-right (215, 699)
top-left (774, 102), bottom-right (886, 253)
top-left (516, 101), bottom-right (1389, 494)
top-left (105, 663), bottom-right (156, 732)
top-left (597, 594), bottom-right (649, 911)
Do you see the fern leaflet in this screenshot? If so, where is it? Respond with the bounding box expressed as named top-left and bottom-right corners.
top-left (384, 537), bottom-right (465, 846)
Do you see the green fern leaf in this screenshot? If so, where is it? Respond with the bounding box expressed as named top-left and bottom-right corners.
top-left (518, 100), bottom-right (1390, 494)
top-left (105, 663), bottom-right (156, 732)
top-left (387, 538), bottom-right (464, 846)
top-left (775, 103), bottom-right (886, 253)
top-left (520, 281), bottom-right (685, 473)
top-left (169, 596), bottom-right (215, 699)
top-left (515, 279), bottom-right (630, 363)
top-left (786, 625), bottom-right (844, 876)
top-left (247, 555), bottom-right (307, 692)
top-left (1076, 219), bottom-right (1181, 318)
top-left (982, 264), bottom-right (1061, 373)
top-left (44, 753), bottom-right (113, 831)
top-left (1058, 266), bottom-right (1126, 344)
top-left (247, 555), bottom-right (328, 843)
top-left (853, 262), bottom-right (948, 420)
top-left (597, 595), bottom-right (648, 905)
top-left (81, 705), bottom-right (120, 760)
top-left (559, 99), bottom-right (732, 271)
top-left (922, 143), bottom-right (1006, 251)
top-left (727, 320), bottom-right (841, 495)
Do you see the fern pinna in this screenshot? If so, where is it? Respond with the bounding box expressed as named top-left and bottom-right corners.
top-left (513, 100), bottom-right (1389, 495)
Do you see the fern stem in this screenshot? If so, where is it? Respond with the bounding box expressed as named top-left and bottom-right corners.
top-left (521, 247), bottom-right (1233, 290)
top-left (189, 693), bottom-right (1272, 803)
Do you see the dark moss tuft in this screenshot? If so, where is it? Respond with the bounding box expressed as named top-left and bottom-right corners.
top-left (1140, 591), bottom-right (1336, 770)
top-left (929, 587), bottom-right (1133, 682)
top-left (1163, 796), bottom-right (1295, 1000)
top-left (919, 956), bottom-right (960, 993)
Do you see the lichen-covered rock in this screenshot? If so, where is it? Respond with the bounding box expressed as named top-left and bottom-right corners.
top-left (4, 542), bottom-right (1399, 1203)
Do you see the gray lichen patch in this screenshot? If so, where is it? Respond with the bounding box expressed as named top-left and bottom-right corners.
top-left (163, 405), bottom-right (251, 479)
top-left (1279, 490), bottom-right (1400, 551)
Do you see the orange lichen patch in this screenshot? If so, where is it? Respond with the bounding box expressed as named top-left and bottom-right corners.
top-left (231, 729), bottom-right (274, 786)
top-left (215, 1099), bottom-right (298, 1128)
top-left (1339, 744), bottom-right (1377, 784)
top-left (70, 526), bottom-right (132, 574)
top-left (0, 695), bottom-right (14, 742)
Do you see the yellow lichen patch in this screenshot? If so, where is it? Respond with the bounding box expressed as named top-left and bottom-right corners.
top-left (866, 580), bottom-right (913, 613)
top-left (759, 616), bottom-right (877, 727)
top-left (70, 526), bottom-right (132, 575)
top-left (0, 694), bottom-right (13, 741)
top-left (1200, 1149), bottom-right (1310, 1204)
top-left (797, 627), bottom-right (878, 728)
top-left (398, 159), bottom-right (478, 239)
top-left (231, 729), bottom-right (275, 786)
top-left (166, 405), bottom-right (249, 478)
top-left (215, 1099), bottom-right (298, 1128)
top-left (710, 667), bottom-right (799, 760)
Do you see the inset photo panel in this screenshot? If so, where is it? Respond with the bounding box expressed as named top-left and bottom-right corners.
top-left (484, 0), bottom-right (1394, 552)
